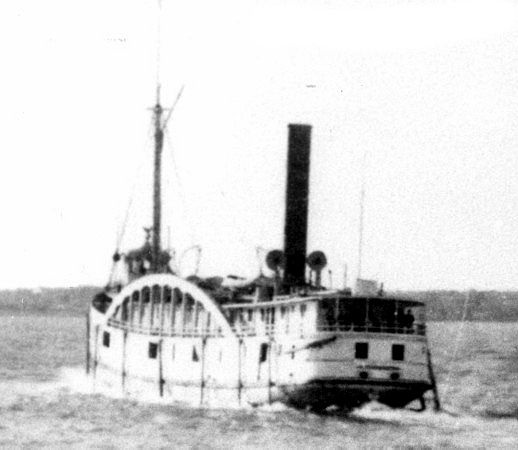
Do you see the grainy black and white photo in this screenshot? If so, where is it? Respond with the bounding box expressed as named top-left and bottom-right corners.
top-left (1, 0), bottom-right (518, 447)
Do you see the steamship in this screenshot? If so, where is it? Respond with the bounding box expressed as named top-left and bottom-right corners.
top-left (87, 97), bottom-right (440, 411)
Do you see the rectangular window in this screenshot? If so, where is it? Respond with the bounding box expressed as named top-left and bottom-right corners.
top-left (148, 342), bottom-right (158, 359)
top-left (355, 342), bottom-right (368, 359)
top-left (102, 331), bottom-right (110, 347)
top-left (392, 344), bottom-right (405, 361)
top-left (259, 343), bottom-right (268, 363)
top-left (192, 346), bottom-right (199, 362)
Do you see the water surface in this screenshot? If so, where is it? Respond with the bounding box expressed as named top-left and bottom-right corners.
top-left (1, 316), bottom-right (517, 448)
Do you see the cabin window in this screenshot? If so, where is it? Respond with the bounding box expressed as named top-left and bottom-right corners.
top-left (192, 346), bottom-right (199, 362)
top-left (194, 302), bottom-right (203, 328)
top-left (300, 304), bottom-right (306, 317)
top-left (247, 309), bottom-right (253, 321)
top-left (103, 331), bottom-right (110, 347)
top-left (392, 344), bottom-right (405, 361)
top-left (131, 291), bottom-right (140, 323)
top-left (319, 299), bottom-right (337, 327)
top-left (259, 343), bottom-right (268, 363)
top-left (206, 312), bottom-right (212, 332)
top-left (172, 288), bottom-right (182, 327)
top-left (163, 286), bottom-right (172, 303)
top-left (172, 344), bottom-right (175, 360)
top-left (142, 286), bottom-right (151, 303)
top-left (368, 299), bottom-right (396, 332)
top-left (152, 285), bottom-right (161, 303)
top-left (151, 285), bottom-right (161, 326)
top-left (355, 342), bottom-right (368, 359)
top-left (121, 297), bottom-right (129, 322)
top-left (184, 294), bottom-right (195, 328)
top-left (148, 342), bottom-right (158, 359)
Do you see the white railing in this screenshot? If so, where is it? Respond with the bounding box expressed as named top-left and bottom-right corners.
top-left (107, 318), bottom-right (224, 338)
top-left (107, 318), bottom-right (426, 338)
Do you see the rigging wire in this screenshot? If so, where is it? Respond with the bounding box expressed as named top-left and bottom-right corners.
top-left (115, 119), bottom-right (155, 250)
top-left (164, 128), bottom-right (197, 246)
top-left (107, 119), bottom-right (154, 287)
top-left (162, 85), bottom-right (185, 132)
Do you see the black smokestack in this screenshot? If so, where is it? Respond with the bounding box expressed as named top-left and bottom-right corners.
top-left (283, 124), bottom-right (312, 288)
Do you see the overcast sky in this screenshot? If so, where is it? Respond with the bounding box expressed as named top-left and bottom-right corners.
top-left (1, 0), bottom-right (518, 290)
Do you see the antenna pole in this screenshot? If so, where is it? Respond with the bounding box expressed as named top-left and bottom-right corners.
top-left (152, 87), bottom-right (164, 272)
top-left (357, 149), bottom-right (368, 281)
top-left (357, 185), bottom-right (365, 279)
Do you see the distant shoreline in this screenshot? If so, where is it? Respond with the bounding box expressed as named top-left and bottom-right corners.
top-left (1, 286), bottom-right (518, 321)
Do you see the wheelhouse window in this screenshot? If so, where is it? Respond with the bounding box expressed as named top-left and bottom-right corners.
top-left (317, 297), bottom-right (425, 335)
top-left (355, 342), bottom-right (368, 359)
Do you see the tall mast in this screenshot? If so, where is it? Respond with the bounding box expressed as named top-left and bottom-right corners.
top-left (152, 86), bottom-right (164, 273)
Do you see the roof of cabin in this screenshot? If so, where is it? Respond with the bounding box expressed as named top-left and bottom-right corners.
top-left (222, 293), bottom-right (424, 309)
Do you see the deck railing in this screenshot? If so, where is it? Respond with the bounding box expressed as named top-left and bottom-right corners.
top-left (229, 322), bottom-right (426, 337)
top-left (107, 318), bottom-right (425, 338)
top-left (317, 323), bottom-right (426, 336)
top-left (106, 318), bottom-right (224, 338)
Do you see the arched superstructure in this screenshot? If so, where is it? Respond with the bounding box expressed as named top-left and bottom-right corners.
top-left (104, 274), bottom-right (235, 339)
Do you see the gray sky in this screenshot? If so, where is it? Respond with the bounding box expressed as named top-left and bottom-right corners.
top-left (1, 0), bottom-right (518, 290)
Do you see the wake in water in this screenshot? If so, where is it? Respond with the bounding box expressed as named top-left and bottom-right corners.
top-left (31, 366), bottom-right (518, 424)
top-left (1, 365), bottom-right (517, 448)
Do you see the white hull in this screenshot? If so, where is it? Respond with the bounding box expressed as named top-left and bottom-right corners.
top-left (88, 287), bottom-right (434, 410)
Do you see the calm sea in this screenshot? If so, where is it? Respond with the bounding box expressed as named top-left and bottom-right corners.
top-left (0, 315), bottom-right (517, 448)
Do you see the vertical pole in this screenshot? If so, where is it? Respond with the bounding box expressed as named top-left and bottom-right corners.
top-left (237, 338), bottom-right (243, 405)
top-left (357, 149), bottom-right (368, 282)
top-left (93, 326), bottom-right (99, 383)
top-left (200, 336), bottom-right (206, 406)
top-left (122, 330), bottom-right (128, 394)
top-left (357, 187), bottom-right (365, 280)
top-left (426, 346), bottom-right (441, 411)
top-left (85, 311), bottom-right (91, 374)
top-left (158, 339), bottom-right (164, 397)
top-left (268, 338), bottom-right (273, 405)
top-left (152, 91), bottom-right (164, 273)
